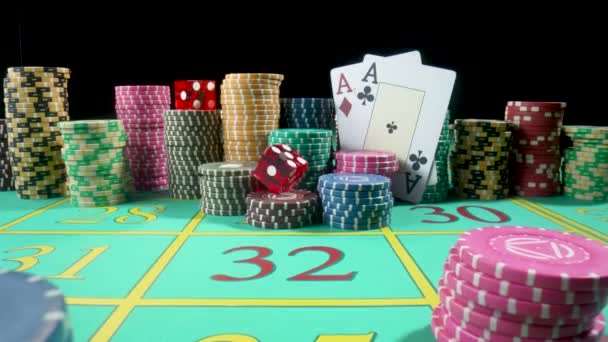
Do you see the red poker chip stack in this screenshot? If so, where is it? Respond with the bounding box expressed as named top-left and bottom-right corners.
top-left (333, 150), bottom-right (398, 177)
top-left (432, 226), bottom-right (608, 342)
top-left (115, 85), bottom-right (171, 191)
top-left (505, 101), bottom-right (566, 197)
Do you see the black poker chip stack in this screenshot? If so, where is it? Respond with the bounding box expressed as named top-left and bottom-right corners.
top-left (0, 119), bottom-right (15, 191)
top-left (164, 110), bottom-right (223, 199)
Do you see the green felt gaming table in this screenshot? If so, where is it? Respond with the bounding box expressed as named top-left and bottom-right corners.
top-left (1, 192), bottom-right (607, 341)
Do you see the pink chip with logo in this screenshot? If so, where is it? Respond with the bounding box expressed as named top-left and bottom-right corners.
top-left (455, 226), bottom-right (608, 291)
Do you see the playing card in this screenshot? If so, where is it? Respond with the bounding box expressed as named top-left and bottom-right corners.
top-left (330, 51), bottom-right (421, 151)
top-left (359, 56), bottom-right (456, 203)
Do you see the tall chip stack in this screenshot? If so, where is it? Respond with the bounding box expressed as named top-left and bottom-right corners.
top-left (198, 162), bottom-right (257, 216)
top-left (115, 85), bottom-right (171, 191)
top-left (280, 98), bottom-right (338, 151)
top-left (0, 119), bottom-right (15, 190)
top-left (433, 226), bottom-right (608, 341)
top-left (164, 110), bottom-right (223, 199)
top-left (318, 174), bottom-right (393, 230)
top-left (220, 73), bottom-right (283, 161)
top-left (3, 66), bottom-right (70, 199)
top-left (59, 120), bottom-right (130, 207)
top-left (450, 119), bottom-right (512, 200)
top-left (561, 125), bottom-right (608, 201)
top-left (268, 129), bottom-right (333, 191)
top-left (505, 101), bottom-right (565, 197)
top-left (421, 112), bottom-right (452, 203)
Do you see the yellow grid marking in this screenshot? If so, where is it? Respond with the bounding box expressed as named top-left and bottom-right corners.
top-left (511, 198), bottom-right (606, 244)
top-left (380, 227), bottom-right (438, 308)
top-left (515, 197), bottom-right (608, 243)
top-left (0, 197), bottom-right (69, 232)
top-left (0, 230), bottom-right (467, 236)
top-left (90, 211), bottom-right (204, 341)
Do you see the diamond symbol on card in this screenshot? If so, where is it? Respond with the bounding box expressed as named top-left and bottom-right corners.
top-left (339, 98), bottom-right (352, 117)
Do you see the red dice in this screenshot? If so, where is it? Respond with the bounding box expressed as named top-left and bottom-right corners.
top-left (174, 80), bottom-right (217, 110)
top-left (253, 144), bottom-right (309, 194)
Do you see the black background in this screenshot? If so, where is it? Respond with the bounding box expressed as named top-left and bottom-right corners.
top-left (1, 21), bottom-right (603, 125)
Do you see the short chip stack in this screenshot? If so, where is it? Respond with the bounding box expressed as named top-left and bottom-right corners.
top-left (268, 129), bottom-right (333, 191)
top-left (246, 190), bottom-right (319, 229)
top-left (0, 270), bottom-right (72, 342)
top-left (421, 111), bottom-right (451, 203)
top-left (280, 98), bottom-right (338, 150)
top-left (198, 162), bottom-right (257, 216)
top-left (506, 101), bottom-right (565, 197)
top-left (59, 120), bottom-right (130, 207)
top-left (220, 73), bottom-right (283, 161)
top-left (3, 66), bottom-right (70, 199)
top-left (451, 119), bottom-right (512, 200)
top-left (318, 173), bottom-right (393, 230)
top-left (433, 226), bottom-right (608, 341)
top-left (115, 85), bottom-right (171, 191)
top-left (164, 110), bottom-right (223, 199)
top-left (0, 119), bottom-right (15, 190)
top-left (561, 125), bottom-right (608, 201)
top-left (334, 150), bottom-right (398, 177)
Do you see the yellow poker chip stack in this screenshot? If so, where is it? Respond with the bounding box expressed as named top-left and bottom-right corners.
top-left (3, 67), bottom-right (71, 199)
top-left (220, 73), bottom-right (284, 161)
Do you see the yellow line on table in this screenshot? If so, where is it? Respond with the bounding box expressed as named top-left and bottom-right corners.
top-left (511, 199), bottom-right (606, 244)
top-left (0, 197), bottom-right (69, 232)
top-left (0, 230), bottom-right (179, 236)
top-left (90, 211), bottom-right (204, 342)
top-left (380, 227), bottom-right (439, 308)
top-left (516, 197), bottom-right (608, 243)
top-left (191, 230), bottom-right (382, 236)
top-left (394, 231), bottom-right (465, 236)
top-left (138, 298), bottom-right (428, 307)
top-left (67, 297), bottom-right (123, 306)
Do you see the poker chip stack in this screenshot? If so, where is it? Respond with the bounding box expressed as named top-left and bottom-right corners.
top-left (115, 85), bottom-right (171, 191)
top-left (246, 190), bottom-right (319, 229)
top-left (3, 66), bottom-right (70, 199)
top-left (318, 173), bottom-right (393, 230)
top-left (164, 110), bottom-right (223, 199)
top-left (0, 119), bottom-right (15, 190)
top-left (505, 101), bottom-right (565, 197)
top-left (220, 73), bottom-right (283, 162)
top-left (561, 125), bottom-right (608, 201)
top-left (198, 162), bottom-right (257, 216)
top-left (334, 150), bottom-right (398, 177)
top-left (268, 129), bottom-right (333, 191)
top-left (1, 270), bottom-right (72, 342)
top-left (59, 120), bottom-right (131, 207)
top-left (280, 98), bottom-right (338, 150)
top-left (421, 111), bottom-right (451, 203)
top-left (450, 119), bottom-right (512, 200)
top-left (432, 226), bottom-right (608, 341)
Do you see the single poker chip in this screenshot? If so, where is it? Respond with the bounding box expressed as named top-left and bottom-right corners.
top-left (323, 213), bottom-right (390, 225)
top-left (247, 190), bottom-right (318, 210)
top-left (269, 128), bottom-right (332, 138)
top-left (323, 200), bottom-right (394, 212)
top-left (248, 206), bottom-right (316, 217)
top-left (247, 212), bottom-right (316, 224)
top-left (200, 206), bottom-right (246, 216)
top-left (246, 216), bottom-right (310, 229)
top-left (318, 173), bottom-right (390, 191)
top-left (197, 161), bottom-right (256, 177)
top-left (323, 207), bottom-right (389, 219)
top-left (455, 226), bottom-right (608, 292)
top-left (318, 187), bottom-right (390, 199)
top-left (224, 73), bottom-right (284, 81)
top-left (200, 201), bottom-right (247, 211)
top-left (320, 193), bottom-right (393, 206)
top-left (0, 270), bottom-right (72, 341)
top-left (506, 101), bottom-right (567, 112)
top-left (325, 217), bottom-right (390, 230)
top-left (334, 150), bottom-right (396, 163)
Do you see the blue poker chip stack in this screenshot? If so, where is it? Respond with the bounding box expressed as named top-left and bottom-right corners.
top-left (279, 98), bottom-right (338, 150)
top-left (0, 270), bottom-right (72, 342)
top-left (317, 173), bottom-right (393, 230)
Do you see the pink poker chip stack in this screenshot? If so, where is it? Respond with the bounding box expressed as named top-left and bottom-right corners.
top-left (432, 226), bottom-right (608, 341)
top-left (333, 151), bottom-right (398, 177)
top-left (505, 101), bottom-right (566, 197)
top-left (115, 85), bottom-right (171, 191)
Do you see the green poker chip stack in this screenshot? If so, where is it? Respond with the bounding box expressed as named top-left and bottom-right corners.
top-left (58, 120), bottom-right (131, 207)
top-left (197, 161), bottom-right (257, 216)
top-left (421, 111), bottom-right (451, 203)
top-left (561, 125), bottom-right (608, 201)
top-left (267, 129), bottom-right (333, 191)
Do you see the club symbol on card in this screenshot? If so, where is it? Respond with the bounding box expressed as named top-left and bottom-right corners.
top-left (409, 150), bottom-right (427, 171)
top-left (386, 121), bottom-right (398, 134)
top-left (357, 86), bottom-right (375, 105)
